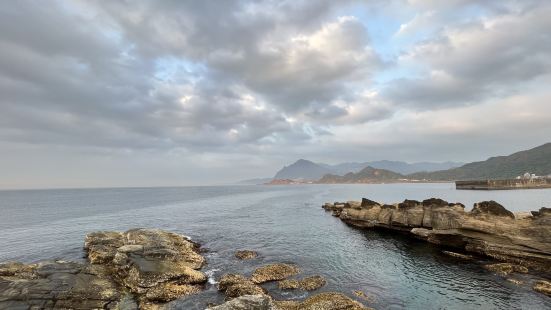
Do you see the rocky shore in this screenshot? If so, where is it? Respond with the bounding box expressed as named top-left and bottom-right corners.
top-left (322, 198), bottom-right (551, 296)
top-left (0, 229), bottom-right (370, 309)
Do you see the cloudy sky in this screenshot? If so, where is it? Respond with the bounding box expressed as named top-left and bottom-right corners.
top-left (1, 0), bottom-right (550, 188)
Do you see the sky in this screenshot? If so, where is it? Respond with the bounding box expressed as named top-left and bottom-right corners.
top-left (1, 0), bottom-right (550, 189)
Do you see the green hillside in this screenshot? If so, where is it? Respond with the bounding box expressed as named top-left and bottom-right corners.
top-left (409, 143), bottom-right (551, 181)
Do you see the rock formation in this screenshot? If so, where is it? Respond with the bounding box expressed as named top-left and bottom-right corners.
top-left (0, 229), bottom-right (207, 309)
top-left (208, 294), bottom-right (276, 310)
top-left (235, 250), bottom-right (258, 260)
top-left (323, 199), bottom-right (551, 274)
top-left (218, 274), bottom-right (267, 300)
top-left (250, 263), bottom-right (300, 284)
top-left (273, 292), bottom-right (371, 310)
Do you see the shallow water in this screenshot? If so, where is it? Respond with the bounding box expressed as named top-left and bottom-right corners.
top-left (1, 184), bottom-right (550, 309)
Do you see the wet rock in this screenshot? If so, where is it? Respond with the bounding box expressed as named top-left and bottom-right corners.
top-left (278, 275), bottom-right (326, 291)
top-left (533, 280), bottom-right (551, 296)
top-left (324, 197), bottom-right (551, 272)
top-left (85, 229), bottom-right (207, 302)
top-left (273, 300), bottom-right (300, 310)
top-left (235, 250), bottom-right (258, 260)
top-left (1, 229), bottom-right (208, 309)
top-left (471, 201), bottom-right (515, 219)
top-left (442, 251), bottom-right (474, 260)
top-left (208, 294), bottom-right (276, 310)
top-left (483, 263), bottom-right (529, 276)
top-left (251, 263), bottom-right (300, 284)
top-left (353, 290), bottom-right (376, 302)
top-left (219, 274), bottom-right (250, 291)
top-left (218, 274), bottom-right (266, 300)
top-left (0, 260), bottom-right (123, 309)
top-left (283, 292), bottom-right (370, 310)
top-left (506, 278), bottom-right (523, 285)
top-left (144, 282), bottom-right (202, 302)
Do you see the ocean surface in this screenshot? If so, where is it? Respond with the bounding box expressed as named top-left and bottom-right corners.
top-left (1, 183), bottom-right (550, 309)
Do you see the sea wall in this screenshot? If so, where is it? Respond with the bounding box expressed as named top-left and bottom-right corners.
top-left (456, 178), bottom-right (551, 190)
top-left (323, 199), bottom-right (551, 272)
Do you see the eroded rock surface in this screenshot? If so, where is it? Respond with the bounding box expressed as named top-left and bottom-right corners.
top-left (0, 229), bottom-right (207, 309)
top-left (235, 250), bottom-right (258, 260)
top-left (208, 294), bottom-right (276, 310)
top-left (218, 274), bottom-right (267, 300)
top-left (0, 260), bottom-right (125, 309)
top-left (324, 199), bottom-right (551, 273)
top-left (251, 263), bottom-right (300, 284)
top-left (274, 292), bottom-right (370, 310)
top-left (533, 280), bottom-right (551, 296)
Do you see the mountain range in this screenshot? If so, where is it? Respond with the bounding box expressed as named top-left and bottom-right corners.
top-left (274, 159), bottom-right (463, 180)
top-left (318, 142), bottom-right (551, 183)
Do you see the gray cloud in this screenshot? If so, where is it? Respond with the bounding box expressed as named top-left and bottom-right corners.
top-left (385, 2), bottom-right (551, 108)
top-left (0, 0), bottom-right (550, 188)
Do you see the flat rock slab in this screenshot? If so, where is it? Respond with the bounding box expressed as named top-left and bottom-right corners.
top-left (0, 260), bottom-right (125, 309)
top-left (251, 264), bottom-right (300, 284)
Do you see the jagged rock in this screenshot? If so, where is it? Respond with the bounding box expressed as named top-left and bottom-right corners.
top-left (275, 292), bottom-right (370, 310)
top-left (345, 201), bottom-right (362, 209)
top-left (484, 263), bottom-right (529, 276)
top-left (208, 294), bottom-right (276, 310)
top-left (472, 201), bottom-right (515, 219)
top-left (85, 228), bottom-right (207, 303)
top-left (0, 260), bottom-right (124, 309)
top-left (1, 229), bottom-right (207, 309)
top-left (235, 250), bottom-right (258, 260)
top-left (278, 275), bottom-right (326, 291)
top-left (251, 263), bottom-right (300, 284)
top-left (361, 198), bottom-right (380, 208)
top-left (217, 274), bottom-right (266, 300)
top-left (324, 198), bottom-right (551, 272)
top-left (533, 280), bottom-right (551, 296)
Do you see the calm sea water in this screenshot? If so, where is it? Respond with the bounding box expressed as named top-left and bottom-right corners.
top-left (1, 183), bottom-right (550, 309)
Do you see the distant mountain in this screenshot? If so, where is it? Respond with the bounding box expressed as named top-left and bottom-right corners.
top-left (410, 143), bottom-right (551, 181)
top-left (274, 159), bottom-right (463, 180)
top-left (318, 166), bottom-right (404, 183)
top-left (274, 159), bottom-right (333, 180)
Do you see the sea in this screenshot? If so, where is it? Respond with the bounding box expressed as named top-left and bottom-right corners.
top-left (1, 183), bottom-right (550, 309)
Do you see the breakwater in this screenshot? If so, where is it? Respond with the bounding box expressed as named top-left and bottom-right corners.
top-left (456, 178), bottom-right (551, 190)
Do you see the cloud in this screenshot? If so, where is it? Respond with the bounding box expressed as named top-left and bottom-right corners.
top-left (0, 0), bottom-right (550, 187)
top-left (385, 3), bottom-right (551, 108)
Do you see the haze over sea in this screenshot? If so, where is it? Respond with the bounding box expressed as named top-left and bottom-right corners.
top-left (1, 184), bottom-right (550, 309)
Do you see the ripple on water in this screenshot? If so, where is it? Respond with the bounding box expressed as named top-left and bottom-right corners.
top-left (1, 184), bottom-right (550, 310)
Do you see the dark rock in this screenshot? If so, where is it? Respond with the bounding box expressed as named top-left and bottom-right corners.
top-left (235, 250), bottom-right (258, 260)
top-left (0, 261), bottom-right (123, 310)
top-left (471, 201), bottom-right (514, 219)
top-left (361, 198), bottom-right (380, 208)
top-left (422, 198), bottom-right (449, 206)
